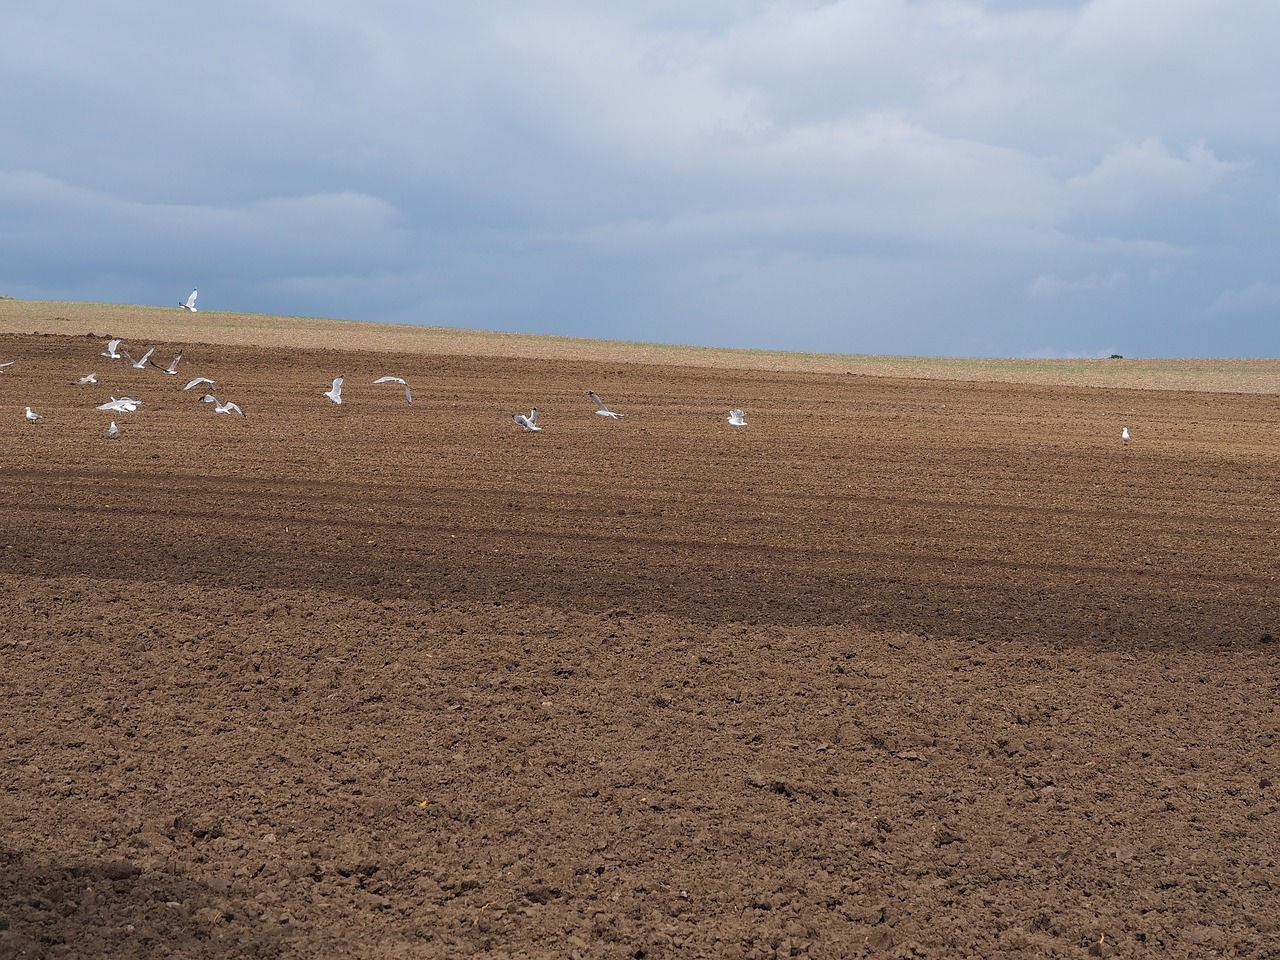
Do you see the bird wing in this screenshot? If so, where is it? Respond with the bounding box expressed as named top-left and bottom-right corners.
top-left (186, 290), bottom-right (198, 308)
top-left (119, 348), bottom-right (136, 364)
top-left (183, 377), bottom-right (213, 390)
top-left (139, 348), bottom-right (155, 364)
top-left (373, 376), bottom-right (405, 385)
top-left (589, 391), bottom-right (607, 410)
top-left (529, 408), bottom-right (538, 426)
top-left (404, 384), bottom-right (412, 405)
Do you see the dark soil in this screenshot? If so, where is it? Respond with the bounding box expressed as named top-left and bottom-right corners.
top-left (1, 332), bottom-right (1277, 958)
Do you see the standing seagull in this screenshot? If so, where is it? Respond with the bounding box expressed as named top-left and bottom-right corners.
top-left (108, 421), bottom-right (119, 438)
top-left (372, 376), bottom-right (412, 405)
top-left (513, 408), bottom-right (541, 431)
top-left (101, 338), bottom-right (124, 359)
top-left (1121, 426), bottom-right (1130, 446)
top-left (589, 391), bottom-right (623, 418)
top-left (324, 376), bottom-right (344, 404)
top-left (180, 289), bottom-right (198, 312)
top-left (150, 351), bottom-right (183, 375)
top-left (727, 409), bottom-right (747, 427)
top-left (24, 407), bottom-right (43, 423)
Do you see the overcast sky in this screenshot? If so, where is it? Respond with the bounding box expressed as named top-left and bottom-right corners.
top-left (3, 1), bottom-right (1278, 357)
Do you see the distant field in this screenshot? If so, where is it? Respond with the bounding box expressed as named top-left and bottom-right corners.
top-left (2, 298), bottom-right (1276, 393)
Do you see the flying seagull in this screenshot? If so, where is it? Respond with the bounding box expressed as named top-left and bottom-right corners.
top-left (150, 351), bottom-right (183, 375)
top-left (372, 376), bottom-right (412, 405)
top-left (96, 397), bottom-right (141, 412)
top-left (212, 399), bottom-right (244, 417)
top-left (101, 338), bottom-right (123, 359)
top-left (183, 377), bottom-right (215, 392)
top-left (589, 391), bottom-right (623, 419)
top-left (24, 406), bottom-right (43, 423)
top-left (77, 373), bottom-right (98, 385)
top-left (324, 376), bottom-right (344, 404)
top-left (120, 347), bottom-right (155, 370)
top-left (513, 408), bottom-right (541, 432)
top-left (727, 409), bottom-right (747, 427)
top-left (1121, 426), bottom-right (1130, 445)
top-left (108, 421), bottom-right (119, 438)
top-left (180, 289), bottom-right (198, 312)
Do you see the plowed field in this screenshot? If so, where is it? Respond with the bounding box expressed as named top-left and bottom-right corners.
top-left (2, 329), bottom-right (1278, 958)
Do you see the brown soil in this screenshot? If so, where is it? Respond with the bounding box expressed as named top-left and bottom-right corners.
top-left (1, 330), bottom-right (1278, 958)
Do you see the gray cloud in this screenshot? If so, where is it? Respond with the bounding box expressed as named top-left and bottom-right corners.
top-left (2, 1), bottom-right (1278, 357)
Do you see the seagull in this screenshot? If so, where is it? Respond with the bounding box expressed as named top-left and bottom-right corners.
top-left (1121, 426), bottom-right (1130, 445)
top-left (0, 360), bottom-right (16, 371)
top-left (212, 399), bottom-right (244, 417)
top-left (101, 338), bottom-right (124, 360)
top-left (183, 377), bottom-right (215, 391)
top-left (96, 397), bottom-right (141, 412)
top-left (324, 376), bottom-right (344, 404)
top-left (513, 408), bottom-right (541, 431)
top-left (24, 406), bottom-right (43, 423)
top-left (108, 421), bottom-right (119, 438)
top-left (727, 409), bottom-right (747, 427)
top-left (150, 351), bottom-right (183, 375)
top-left (372, 376), bottom-right (412, 405)
top-left (77, 373), bottom-right (98, 385)
top-left (180, 289), bottom-right (198, 312)
top-left (589, 391), bottom-right (623, 418)
top-left (120, 347), bottom-right (155, 370)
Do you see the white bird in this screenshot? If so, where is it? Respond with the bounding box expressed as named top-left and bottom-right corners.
top-left (101, 338), bottom-right (123, 359)
top-left (0, 360), bottom-right (16, 371)
top-left (120, 347), bottom-right (155, 370)
top-left (180, 289), bottom-right (198, 312)
top-left (727, 409), bottom-right (747, 427)
top-left (96, 397), bottom-right (141, 412)
top-left (200, 394), bottom-right (217, 404)
top-left (150, 351), bottom-right (183, 375)
top-left (324, 376), bottom-right (344, 404)
top-left (1121, 426), bottom-right (1130, 445)
top-left (589, 391), bottom-right (623, 418)
top-left (108, 421), bottom-right (119, 438)
top-left (77, 372), bottom-right (98, 385)
top-left (183, 377), bottom-right (215, 391)
top-left (513, 408), bottom-right (541, 431)
top-left (24, 406), bottom-right (43, 423)
top-left (213, 399), bottom-right (244, 417)
top-left (372, 376), bottom-right (412, 405)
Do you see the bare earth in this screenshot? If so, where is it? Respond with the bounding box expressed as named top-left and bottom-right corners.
top-left (1, 308), bottom-right (1278, 958)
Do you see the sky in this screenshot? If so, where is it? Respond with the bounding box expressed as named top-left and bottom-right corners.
top-left (3, 0), bottom-right (1279, 358)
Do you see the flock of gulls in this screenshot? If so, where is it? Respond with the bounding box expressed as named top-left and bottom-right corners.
top-left (3, 290), bottom-right (1136, 445)
top-left (4, 334), bottom-right (747, 436)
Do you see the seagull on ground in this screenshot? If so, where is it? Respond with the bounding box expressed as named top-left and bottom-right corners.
top-left (24, 407), bottom-right (43, 423)
top-left (77, 372), bottom-right (98, 385)
top-left (372, 376), bottom-right (412, 405)
top-left (183, 377), bottom-right (215, 392)
top-left (727, 409), bottom-right (747, 427)
top-left (120, 347), bottom-right (155, 370)
top-left (1121, 426), bottom-right (1130, 445)
top-left (180, 289), bottom-right (198, 312)
top-left (513, 408), bottom-right (541, 432)
top-left (589, 391), bottom-right (624, 418)
top-left (108, 421), bottom-right (119, 438)
top-left (101, 339), bottom-right (124, 359)
top-left (324, 376), bottom-right (344, 404)
top-left (150, 351), bottom-right (183, 375)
